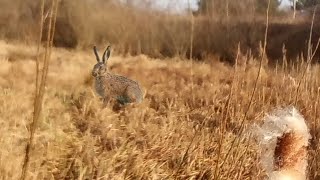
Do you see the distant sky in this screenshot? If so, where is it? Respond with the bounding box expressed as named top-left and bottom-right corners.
top-left (152, 0), bottom-right (198, 12)
top-left (279, 0), bottom-right (292, 9)
top-left (156, 0), bottom-right (292, 12)
top-left (134, 0), bottom-right (292, 13)
top-left (118, 0), bottom-right (198, 13)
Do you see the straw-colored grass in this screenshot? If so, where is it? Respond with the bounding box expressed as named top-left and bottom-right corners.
top-left (0, 39), bottom-right (319, 179)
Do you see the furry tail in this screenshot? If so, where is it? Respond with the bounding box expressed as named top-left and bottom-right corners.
top-left (254, 106), bottom-right (311, 180)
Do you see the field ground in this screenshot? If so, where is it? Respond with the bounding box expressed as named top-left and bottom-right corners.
top-left (0, 40), bottom-right (319, 179)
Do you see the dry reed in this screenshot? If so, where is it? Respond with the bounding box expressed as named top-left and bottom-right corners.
top-left (20, 0), bottom-right (59, 179)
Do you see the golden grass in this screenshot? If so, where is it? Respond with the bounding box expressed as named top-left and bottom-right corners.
top-left (0, 40), bottom-right (319, 179)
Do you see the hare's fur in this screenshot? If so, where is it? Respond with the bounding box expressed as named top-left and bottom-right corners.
top-left (92, 46), bottom-right (143, 105)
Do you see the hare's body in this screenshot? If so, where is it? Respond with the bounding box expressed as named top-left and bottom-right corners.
top-left (94, 72), bottom-right (143, 104)
top-left (91, 45), bottom-right (143, 105)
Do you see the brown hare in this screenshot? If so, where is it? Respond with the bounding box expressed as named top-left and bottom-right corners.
top-left (91, 45), bottom-right (143, 106)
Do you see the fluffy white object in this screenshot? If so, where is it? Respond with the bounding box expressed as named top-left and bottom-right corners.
top-left (254, 106), bottom-right (310, 180)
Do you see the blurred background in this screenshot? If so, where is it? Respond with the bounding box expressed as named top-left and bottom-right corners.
top-left (0, 0), bottom-right (319, 62)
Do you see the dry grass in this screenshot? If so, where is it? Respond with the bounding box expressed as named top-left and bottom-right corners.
top-left (0, 40), bottom-right (319, 179)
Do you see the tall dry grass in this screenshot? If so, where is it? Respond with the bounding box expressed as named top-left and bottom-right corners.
top-left (20, 0), bottom-right (59, 179)
top-left (0, 39), bottom-right (319, 179)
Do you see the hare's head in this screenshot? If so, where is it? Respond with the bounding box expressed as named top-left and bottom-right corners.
top-left (92, 45), bottom-right (111, 77)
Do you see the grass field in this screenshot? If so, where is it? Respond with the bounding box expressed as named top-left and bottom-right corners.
top-left (0, 39), bottom-right (319, 179)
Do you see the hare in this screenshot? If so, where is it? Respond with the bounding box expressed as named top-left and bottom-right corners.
top-left (91, 45), bottom-right (143, 106)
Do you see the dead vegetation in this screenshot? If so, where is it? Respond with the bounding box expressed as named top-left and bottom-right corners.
top-left (0, 40), bottom-right (319, 179)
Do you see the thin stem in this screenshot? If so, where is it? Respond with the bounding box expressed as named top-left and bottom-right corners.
top-left (294, 6), bottom-right (318, 105)
top-left (20, 1), bottom-right (59, 179)
top-left (217, 0), bottom-right (271, 175)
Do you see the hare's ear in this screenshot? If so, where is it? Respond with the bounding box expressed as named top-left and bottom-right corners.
top-left (102, 45), bottom-right (111, 64)
top-left (93, 46), bottom-right (100, 62)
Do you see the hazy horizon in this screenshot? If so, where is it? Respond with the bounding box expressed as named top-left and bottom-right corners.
top-left (156, 0), bottom-right (292, 12)
top-left (121, 0), bottom-right (292, 13)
